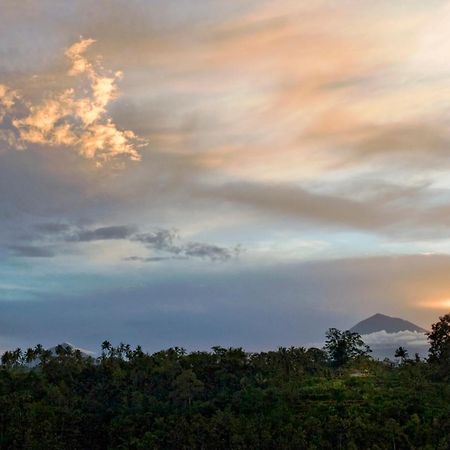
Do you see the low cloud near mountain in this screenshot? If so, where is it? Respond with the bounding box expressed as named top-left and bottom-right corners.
top-left (362, 330), bottom-right (429, 359)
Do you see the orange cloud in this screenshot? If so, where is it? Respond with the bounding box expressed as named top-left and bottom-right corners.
top-left (65, 37), bottom-right (96, 76)
top-left (6, 38), bottom-right (143, 163)
top-left (0, 84), bottom-right (20, 121)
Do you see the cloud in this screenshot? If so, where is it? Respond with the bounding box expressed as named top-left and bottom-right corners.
top-left (125, 241), bottom-right (241, 262)
top-left (191, 178), bottom-right (450, 240)
top-left (8, 245), bottom-right (55, 258)
top-left (183, 242), bottom-right (240, 261)
top-left (199, 181), bottom-right (395, 231)
top-left (313, 122), bottom-right (450, 170)
top-left (2, 38), bottom-right (143, 164)
top-left (0, 84), bottom-right (20, 121)
top-left (362, 330), bottom-right (429, 347)
top-left (4, 222), bottom-right (240, 262)
top-left (123, 256), bottom-right (186, 263)
top-left (65, 37), bottom-right (96, 76)
top-left (354, 124), bottom-right (450, 160)
top-left (133, 229), bottom-right (179, 251)
top-left (131, 229), bottom-right (240, 261)
top-left (361, 330), bottom-right (430, 358)
top-left (67, 225), bottom-right (135, 242)
top-left (35, 223), bottom-right (71, 234)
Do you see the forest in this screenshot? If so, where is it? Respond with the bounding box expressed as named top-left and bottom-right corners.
top-left (0, 314), bottom-right (449, 450)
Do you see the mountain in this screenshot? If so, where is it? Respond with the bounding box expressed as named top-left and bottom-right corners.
top-left (350, 313), bottom-right (427, 335)
top-left (350, 313), bottom-right (429, 360)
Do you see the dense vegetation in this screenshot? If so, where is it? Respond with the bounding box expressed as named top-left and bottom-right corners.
top-left (1, 314), bottom-right (449, 450)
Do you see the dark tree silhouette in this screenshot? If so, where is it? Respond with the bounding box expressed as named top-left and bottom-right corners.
top-left (323, 328), bottom-right (371, 367)
top-left (1, 326), bottom-right (450, 449)
top-left (427, 313), bottom-right (450, 379)
top-left (394, 346), bottom-right (409, 363)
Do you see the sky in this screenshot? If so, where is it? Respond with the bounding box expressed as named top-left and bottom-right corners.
top-left (1, 0), bottom-right (450, 353)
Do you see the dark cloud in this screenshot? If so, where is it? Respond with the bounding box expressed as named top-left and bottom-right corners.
top-left (355, 124), bottom-right (450, 158)
top-left (132, 229), bottom-right (239, 261)
top-left (333, 123), bottom-right (450, 170)
top-left (123, 256), bottom-right (187, 262)
top-left (35, 222), bottom-right (71, 234)
top-left (183, 242), bottom-right (240, 261)
top-left (309, 122), bottom-right (450, 170)
top-left (125, 242), bottom-right (239, 263)
top-left (192, 179), bottom-right (450, 240)
top-left (133, 229), bottom-right (179, 251)
top-left (199, 181), bottom-right (396, 231)
top-left (67, 225), bottom-right (136, 242)
top-left (8, 245), bottom-right (55, 258)
top-left (3, 219), bottom-right (240, 262)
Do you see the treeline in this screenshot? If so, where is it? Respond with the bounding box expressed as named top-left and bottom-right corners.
top-left (0, 314), bottom-right (449, 449)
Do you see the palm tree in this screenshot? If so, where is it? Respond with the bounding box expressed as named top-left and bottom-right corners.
top-left (394, 346), bottom-right (409, 363)
top-left (25, 347), bottom-right (36, 364)
top-left (101, 340), bottom-right (112, 359)
top-left (1, 351), bottom-right (13, 367)
top-left (11, 348), bottom-right (23, 366)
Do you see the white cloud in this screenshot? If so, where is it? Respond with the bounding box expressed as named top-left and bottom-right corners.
top-left (362, 330), bottom-right (429, 348)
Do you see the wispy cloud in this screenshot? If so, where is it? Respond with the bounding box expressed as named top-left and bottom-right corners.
top-left (8, 222), bottom-right (240, 262)
top-left (35, 223), bottom-right (71, 234)
top-left (8, 244), bottom-right (55, 258)
top-left (123, 255), bottom-right (186, 263)
top-left (182, 242), bottom-right (241, 261)
top-left (133, 229), bottom-right (179, 251)
top-left (67, 225), bottom-right (135, 242)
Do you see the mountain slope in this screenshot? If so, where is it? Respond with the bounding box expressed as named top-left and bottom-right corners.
top-left (350, 313), bottom-right (427, 334)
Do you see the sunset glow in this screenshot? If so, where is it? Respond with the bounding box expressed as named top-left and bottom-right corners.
top-left (419, 299), bottom-right (450, 310)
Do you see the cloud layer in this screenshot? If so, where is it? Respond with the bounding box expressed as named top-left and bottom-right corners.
top-left (6, 222), bottom-right (240, 262)
top-left (362, 330), bottom-right (428, 348)
top-left (362, 330), bottom-right (429, 359)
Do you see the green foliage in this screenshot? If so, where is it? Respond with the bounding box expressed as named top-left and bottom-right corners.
top-left (323, 328), bottom-right (371, 367)
top-left (0, 325), bottom-right (449, 448)
top-left (395, 346), bottom-right (409, 363)
top-left (428, 313), bottom-right (450, 379)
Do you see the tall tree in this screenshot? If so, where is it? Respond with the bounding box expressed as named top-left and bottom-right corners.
top-left (427, 313), bottom-right (450, 378)
top-left (323, 328), bottom-right (371, 367)
top-left (394, 346), bottom-right (409, 363)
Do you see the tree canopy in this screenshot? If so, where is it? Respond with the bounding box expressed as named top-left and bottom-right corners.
top-left (0, 320), bottom-right (449, 449)
top-left (427, 312), bottom-right (450, 379)
top-left (323, 328), bottom-right (372, 367)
